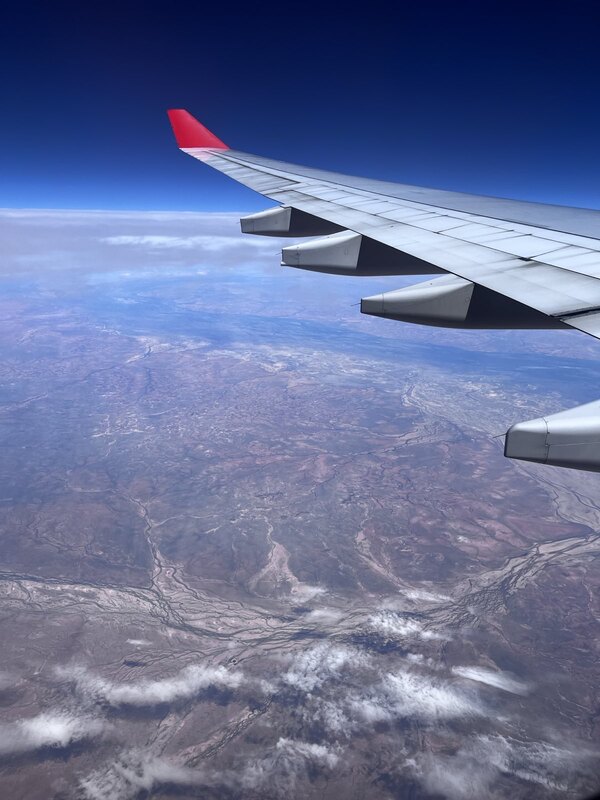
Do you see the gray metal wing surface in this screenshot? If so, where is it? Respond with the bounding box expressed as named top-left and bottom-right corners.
top-left (167, 109), bottom-right (600, 473)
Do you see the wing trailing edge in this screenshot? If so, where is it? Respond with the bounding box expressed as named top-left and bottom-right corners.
top-left (166, 108), bottom-right (600, 473)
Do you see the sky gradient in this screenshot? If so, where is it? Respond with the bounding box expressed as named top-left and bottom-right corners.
top-left (2, 1), bottom-right (600, 210)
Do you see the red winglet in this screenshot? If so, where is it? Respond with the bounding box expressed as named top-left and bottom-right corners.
top-left (167, 109), bottom-right (229, 150)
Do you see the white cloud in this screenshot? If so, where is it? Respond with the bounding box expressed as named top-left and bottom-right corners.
top-left (282, 643), bottom-right (368, 693)
top-left (303, 608), bottom-right (343, 624)
top-left (289, 584), bottom-right (327, 602)
top-left (276, 738), bottom-right (339, 768)
top-left (352, 669), bottom-right (484, 723)
top-left (238, 738), bottom-right (340, 792)
top-left (58, 662), bottom-right (244, 707)
top-left (0, 711), bottom-right (106, 755)
top-left (283, 642), bottom-right (481, 735)
top-left (404, 653), bottom-right (440, 669)
top-left (83, 731), bottom-right (591, 800)
top-left (418, 739), bottom-right (500, 800)
top-left (452, 666), bottom-right (530, 695)
top-left (402, 588), bottom-right (452, 603)
top-left (0, 208), bottom-right (281, 278)
top-left (102, 234), bottom-right (272, 251)
top-left (81, 739), bottom-right (340, 800)
top-left (305, 698), bottom-right (350, 733)
top-left (80, 751), bottom-right (204, 800)
top-left (415, 734), bottom-right (598, 799)
top-left (369, 611), bottom-right (447, 640)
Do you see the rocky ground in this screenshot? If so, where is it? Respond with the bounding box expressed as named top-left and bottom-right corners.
top-left (0, 209), bottom-right (598, 799)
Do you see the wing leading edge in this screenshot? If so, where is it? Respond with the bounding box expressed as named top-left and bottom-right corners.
top-left (167, 108), bottom-right (600, 473)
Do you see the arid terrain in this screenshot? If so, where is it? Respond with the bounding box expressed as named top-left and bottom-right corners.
top-left (0, 208), bottom-right (598, 799)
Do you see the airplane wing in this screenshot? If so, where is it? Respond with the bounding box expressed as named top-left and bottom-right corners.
top-left (167, 109), bottom-right (600, 473)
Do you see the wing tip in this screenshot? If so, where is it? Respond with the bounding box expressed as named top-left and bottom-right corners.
top-left (167, 109), bottom-right (229, 150)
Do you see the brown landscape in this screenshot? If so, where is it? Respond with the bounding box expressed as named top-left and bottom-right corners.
top-left (0, 209), bottom-right (598, 799)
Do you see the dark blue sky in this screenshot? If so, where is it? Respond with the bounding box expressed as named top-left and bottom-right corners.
top-left (2, 1), bottom-right (600, 211)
